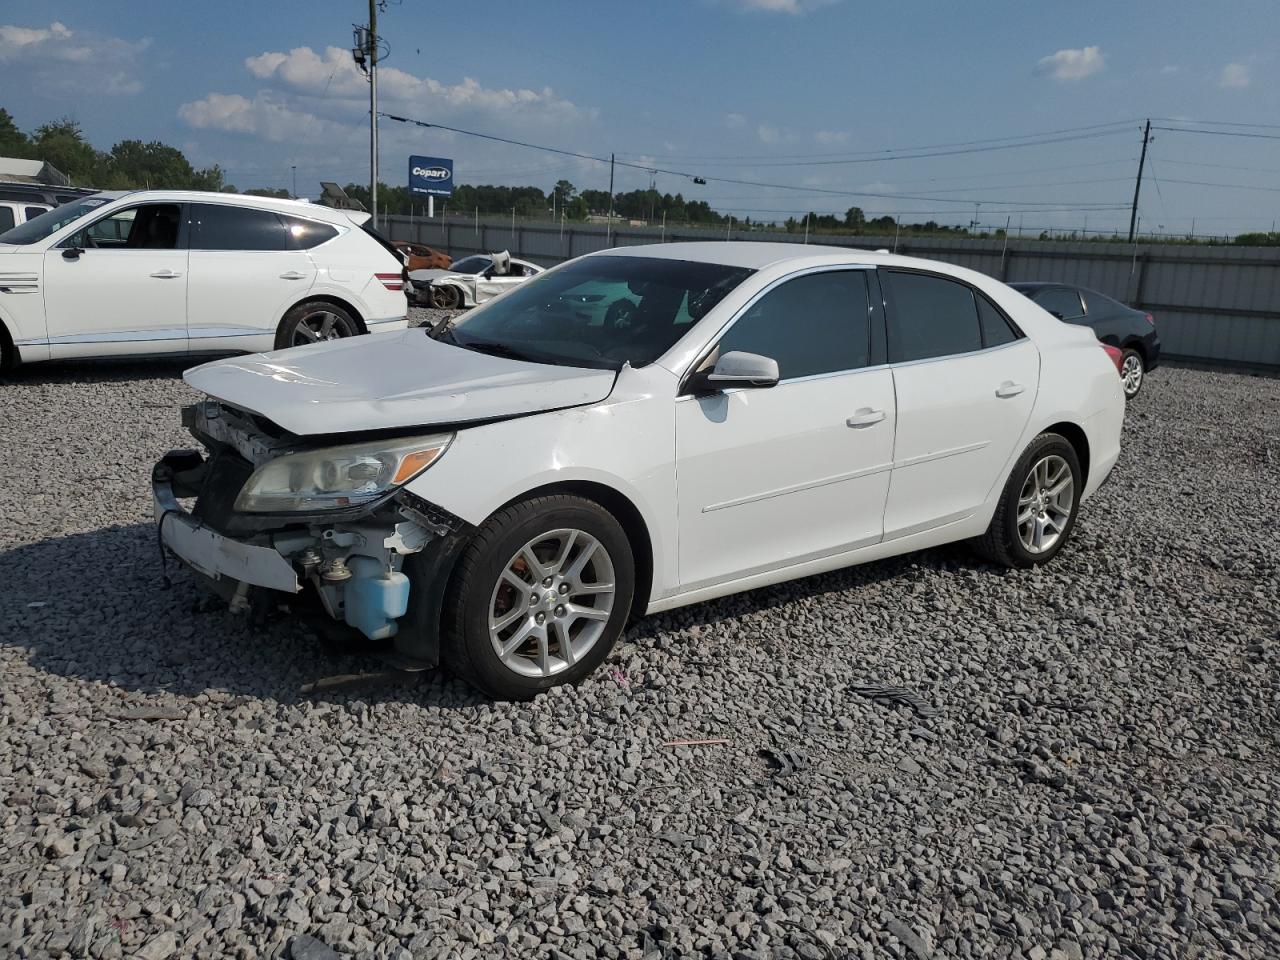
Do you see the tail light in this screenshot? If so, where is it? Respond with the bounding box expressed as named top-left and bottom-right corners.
top-left (1143, 312), bottom-right (1156, 327)
top-left (1101, 343), bottom-right (1124, 374)
top-left (375, 272), bottom-right (403, 291)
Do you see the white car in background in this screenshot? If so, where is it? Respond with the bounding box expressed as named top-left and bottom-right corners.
top-left (0, 190), bottom-right (408, 368)
top-left (154, 242), bottom-right (1124, 700)
top-left (409, 251), bottom-right (543, 309)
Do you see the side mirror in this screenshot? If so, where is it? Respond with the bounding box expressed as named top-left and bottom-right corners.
top-left (62, 247), bottom-right (83, 260)
top-left (686, 350), bottom-right (780, 394)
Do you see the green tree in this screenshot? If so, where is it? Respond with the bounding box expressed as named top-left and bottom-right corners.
top-left (0, 108), bottom-right (31, 158)
top-left (32, 119), bottom-right (100, 183)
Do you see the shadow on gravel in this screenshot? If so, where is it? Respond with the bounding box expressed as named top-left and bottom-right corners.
top-left (1, 521), bottom-right (998, 705)
top-left (0, 522), bottom-right (488, 709)
top-left (0, 355), bottom-right (221, 385)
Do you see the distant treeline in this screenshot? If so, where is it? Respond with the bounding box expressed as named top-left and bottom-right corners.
top-left (4, 108), bottom-right (1272, 244)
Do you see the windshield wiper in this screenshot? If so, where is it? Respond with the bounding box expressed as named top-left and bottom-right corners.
top-left (456, 337), bottom-right (544, 364)
top-left (426, 316), bottom-right (457, 342)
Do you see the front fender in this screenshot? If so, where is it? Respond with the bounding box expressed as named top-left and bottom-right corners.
top-left (401, 368), bottom-right (680, 602)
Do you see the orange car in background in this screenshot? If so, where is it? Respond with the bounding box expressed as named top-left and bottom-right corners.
top-left (394, 242), bottom-right (452, 271)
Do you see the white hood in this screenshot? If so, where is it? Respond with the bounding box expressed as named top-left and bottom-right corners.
top-left (184, 330), bottom-right (617, 436)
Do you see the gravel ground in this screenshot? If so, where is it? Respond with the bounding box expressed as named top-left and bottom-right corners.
top-left (1, 350), bottom-right (1277, 960)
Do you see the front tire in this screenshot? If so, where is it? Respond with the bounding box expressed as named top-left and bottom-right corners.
top-left (1119, 348), bottom-right (1145, 399)
top-left (442, 495), bottom-right (635, 700)
top-left (430, 284), bottom-right (462, 309)
top-left (974, 433), bottom-right (1082, 568)
top-left (274, 301), bottom-right (361, 350)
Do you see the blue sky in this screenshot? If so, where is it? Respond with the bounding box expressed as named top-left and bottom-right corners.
top-left (3, 0), bottom-right (1278, 235)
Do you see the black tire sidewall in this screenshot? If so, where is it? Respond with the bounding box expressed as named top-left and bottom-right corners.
top-left (997, 435), bottom-right (1083, 567)
top-left (453, 500), bottom-right (634, 699)
top-left (275, 301), bottom-right (360, 350)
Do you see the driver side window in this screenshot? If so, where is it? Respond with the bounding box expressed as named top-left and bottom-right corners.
top-left (713, 270), bottom-right (872, 381)
top-left (65, 203), bottom-right (182, 250)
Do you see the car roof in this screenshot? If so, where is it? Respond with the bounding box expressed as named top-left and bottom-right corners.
top-left (91, 189), bottom-right (362, 225)
top-left (591, 240), bottom-right (926, 271)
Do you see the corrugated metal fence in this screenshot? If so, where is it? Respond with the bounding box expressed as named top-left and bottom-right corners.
top-left (383, 215), bottom-right (1280, 370)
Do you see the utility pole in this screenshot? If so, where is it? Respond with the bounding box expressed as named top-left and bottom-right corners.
top-left (607, 153), bottom-right (615, 243)
top-left (291, 165), bottom-right (297, 199)
top-left (1127, 119), bottom-right (1151, 244)
top-left (352, 5), bottom-right (380, 225)
top-left (369, 0), bottom-right (379, 227)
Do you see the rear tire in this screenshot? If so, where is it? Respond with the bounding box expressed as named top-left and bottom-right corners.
top-left (1119, 348), bottom-right (1145, 399)
top-left (974, 433), bottom-right (1082, 568)
top-left (442, 495), bottom-right (634, 700)
top-left (274, 301), bottom-right (361, 350)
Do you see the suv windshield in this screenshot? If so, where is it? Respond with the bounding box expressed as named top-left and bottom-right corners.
top-left (0, 196), bottom-right (111, 245)
top-left (444, 255), bottom-right (754, 370)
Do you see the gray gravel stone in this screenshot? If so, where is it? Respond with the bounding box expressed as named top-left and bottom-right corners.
top-left (1, 353), bottom-right (1277, 959)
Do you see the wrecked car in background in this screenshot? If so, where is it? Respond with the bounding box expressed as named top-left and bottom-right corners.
top-left (407, 250), bottom-right (543, 309)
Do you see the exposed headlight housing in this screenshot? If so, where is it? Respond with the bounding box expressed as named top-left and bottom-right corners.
top-left (233, 434), bottom-right (452, 513)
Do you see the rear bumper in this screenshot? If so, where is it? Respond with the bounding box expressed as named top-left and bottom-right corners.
top-left (1142, 331), bottom-right (1161, 371)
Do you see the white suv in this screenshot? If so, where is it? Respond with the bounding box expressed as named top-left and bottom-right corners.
top-left (0, 190), bottom-right (408, 368)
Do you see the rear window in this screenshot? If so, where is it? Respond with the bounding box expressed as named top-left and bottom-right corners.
top-left (191, 204), bottom-right (290, 251)
top-left (282, 216), bottom-right (338, 249)
top-left (0, 206), bottom-right (13, 232)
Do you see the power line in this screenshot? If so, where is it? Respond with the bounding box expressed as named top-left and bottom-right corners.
top-left (1152, 125), bottom-right (1280, 141)
top-left (617, 127), bottom-right (1134, 168)
top-left (615, 119), bottom-right (1141, 162)
top-left (380, 111), bottom-right (1128, 207)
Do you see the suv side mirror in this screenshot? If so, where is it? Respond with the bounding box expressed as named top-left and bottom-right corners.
top-left (62, 247), bottom-right (83, 260)
top-left (686, 350), bottom-right (780, 394)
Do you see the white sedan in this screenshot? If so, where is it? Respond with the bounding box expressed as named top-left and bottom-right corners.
top-left (0, 190), bottom-right (408, 368)
top-left (409, 252), bottom-right (543, 309)
top-left (154, 242), bottom-right (1124, 699)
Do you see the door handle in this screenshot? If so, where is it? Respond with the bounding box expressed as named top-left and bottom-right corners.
top-left (279, 271), bottom-right (309, 280)
top-left (150, 270), bottom-right (182, 279)
top-left (995, 381), bottom-right (1026, 398)
top-left (846, 408), bottom-right (886, 428)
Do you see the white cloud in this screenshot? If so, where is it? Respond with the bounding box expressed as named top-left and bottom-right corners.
top-left (724, 112), bottom-right (747, 128)
top-left (1218, 62), bottom-right (1250, 88)
top-left (1036, 45), bottom-right (1105, 82)
top-left (757, 123), bottom-right (781, 143)
top-left (178, 92), bottom-right (350, 143)
top-left (239, 45), bottom-right (587, 123)
top-left (1160, 64), bottom-right (1180, 75)
top-left (720, 0), bottom-right (839, 13)
top-left (815, 129), bottom-right (849, 144)
top-left (0, 20), bottom-right (148, 94)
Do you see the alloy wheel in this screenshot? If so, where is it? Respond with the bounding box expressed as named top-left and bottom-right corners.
top-left (1017, 454), bottom-right (1075, 554)
top-left (488, 528), bottom-right (616, 678)
top-left (292, 310), bottom-right (348, 346)
top-left (1121, 354), bottom-right (1144, 397)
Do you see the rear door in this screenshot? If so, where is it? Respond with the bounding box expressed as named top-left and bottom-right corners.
top-left (43, 202), bottom-right (189, 357)
top-left (881, 269), bottom-right (1039, 539)
top-left (185, 203), bottom-right (320, 353)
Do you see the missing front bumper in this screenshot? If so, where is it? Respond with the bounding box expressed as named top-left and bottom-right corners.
top-left (153, 453), bottom-right (300, 594)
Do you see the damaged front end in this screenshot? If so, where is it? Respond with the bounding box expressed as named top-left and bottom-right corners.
top-left (152, 399), bottom-right (471, 666)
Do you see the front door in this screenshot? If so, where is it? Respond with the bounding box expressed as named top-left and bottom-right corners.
top-left (43, 202), bottom-right (189, 358)
top-left (675, 268), bottom-right (895, 590)
top-left (185, 202), bottom-right (317, 353)
top-left (881, 269), bottom-right (1039, 539)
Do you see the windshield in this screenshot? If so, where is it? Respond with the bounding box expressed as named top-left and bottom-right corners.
top-left (0, 196), bottom-right (111, 245)
top-left (444, 255), bottom-right (755, 370)
top-left (450, 255), bottom-right (492, 274)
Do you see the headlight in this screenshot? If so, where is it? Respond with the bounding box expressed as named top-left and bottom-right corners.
top-left (233, 434), bottom-right (452, 513)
